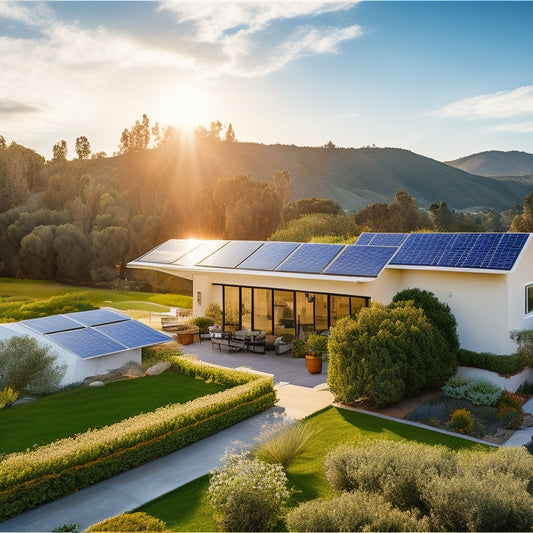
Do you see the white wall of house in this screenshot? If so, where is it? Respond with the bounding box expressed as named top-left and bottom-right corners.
top-left (456, 365), bottom-right (533, 392)
top-left (507, 240), bottom-right (533, 340)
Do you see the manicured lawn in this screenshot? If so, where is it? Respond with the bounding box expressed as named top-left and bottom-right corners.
top-left (0, 372), bottom-right (225, 455)
top-left (138, 406), bottom-right (490, 531)
top-left (0, 278), bottom-right (192, 312)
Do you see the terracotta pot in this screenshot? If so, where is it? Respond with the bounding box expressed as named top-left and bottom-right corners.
top-left (305, 354), bottom-right (323, 374)
top-left (176, 332), bottom-right (195, 345)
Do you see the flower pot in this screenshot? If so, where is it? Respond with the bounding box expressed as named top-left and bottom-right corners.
top-left (305, 354), bottom-right (322, 374)
top-left (175, 331), bottom-right (197, 345)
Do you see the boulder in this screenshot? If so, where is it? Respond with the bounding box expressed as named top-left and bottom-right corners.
top-left (145, 361), bottom-right (172, 376)
top-left (89, 380), bottom-right (105, 387)
top-left (119, 362), bottom-right (144, 378)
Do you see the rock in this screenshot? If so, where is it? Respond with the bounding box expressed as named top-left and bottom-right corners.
top-left (89, 380), bottom-right (105, 387)
top-left (145, 361), bottom-right (172, 376)
top-left (119, 362), bottom-right (144, 378)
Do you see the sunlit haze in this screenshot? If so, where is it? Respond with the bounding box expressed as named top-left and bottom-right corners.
top-left (1, 1), bottom-right (532, 161)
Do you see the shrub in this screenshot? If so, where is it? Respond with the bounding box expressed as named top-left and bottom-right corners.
top-left (85, 512), bottom-right (166, 532)
top-left (52, 523), bottom-right (80, 532)
top-left (324, 441), bottom-right (456, 512)
top-left (0, 387), bottom-right (19, 409)
top-left (457, 348), bottom-right (531, 376)
top-left (141, 345), bottom-right (181, 371)
top-left (305, 334), bottom-right (328, 358)
top-left (291, 339), bottom-right (307, 358)
top-left (391, 288), bottom-right (459, 353)
top-left (188, 316), bottom-right (215, 333)
top-left (328, 303), bottom-right (455, 407)
top-left (254, 421), bottom-right (317, 468)
top-left (422, 471), bottom-right (533, 532)
top-left (286, 489), bottom-right (429, 532)
top-left (496, 390), bottom-right (524, 429)
top-left (0, 335), bottom-right (66, 394)
top-left (204, 303), bottom-right (222, 325)
top-left (208, 452), bottom-right (290, 532)
top-left (447, 408), bottom-right (474, 434)
top-left (441, 377), bottom-right (501, 406)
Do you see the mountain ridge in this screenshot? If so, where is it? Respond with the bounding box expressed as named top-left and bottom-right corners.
top-left (446, 150), bottom-right (533, 178)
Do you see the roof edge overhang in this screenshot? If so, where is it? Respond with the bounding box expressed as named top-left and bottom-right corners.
top-left (127, 261), bottom-right (377, 283)
top-left (386, 264), bottom-right (510, 275)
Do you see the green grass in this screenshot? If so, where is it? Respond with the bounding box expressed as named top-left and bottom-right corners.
top-left (0, 372), bottom-right (225, 455)
top-left (0, 278), bottom-right (192, 314)
top-left (138, 406), bottom-right (490, 531)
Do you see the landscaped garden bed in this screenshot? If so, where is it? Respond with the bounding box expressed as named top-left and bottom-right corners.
top-left (0, 357), bottom-right (276, 521)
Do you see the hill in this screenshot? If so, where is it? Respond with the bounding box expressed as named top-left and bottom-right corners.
top-left (446, 150), bottom-right (533, 178)
top-left (129, 141), bottom-right (533, 212)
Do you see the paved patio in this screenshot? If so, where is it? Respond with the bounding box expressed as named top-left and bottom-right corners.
top-left (181, 340), bottom-right (329, 388)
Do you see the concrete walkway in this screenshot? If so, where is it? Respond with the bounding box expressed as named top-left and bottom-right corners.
top-left (0, 349), bottom-right (333, 532)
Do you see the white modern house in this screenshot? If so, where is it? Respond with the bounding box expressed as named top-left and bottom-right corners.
top-left (0, 309), bottom-right (172, 386)
top-left (128, 232), bottom-right (533, 357)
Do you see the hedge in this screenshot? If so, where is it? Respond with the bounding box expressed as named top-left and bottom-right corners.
top-left (457, 349), bottom-right (532, 377)
top-left (0, 358), bottom-right (276, 521)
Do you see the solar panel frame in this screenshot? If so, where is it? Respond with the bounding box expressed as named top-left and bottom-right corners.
top-left (198, 241), bottom-right (264, 268)
top-left (324, 245), bottom-right (399, 277)
top-left (238, 242), bottom-right (301, 270)
top-left (48, 328), bottom-right (127, 359)
top-left (95, 320), bottom-right (172, 349)
top-left (276, 243), bottom-right (344, 274)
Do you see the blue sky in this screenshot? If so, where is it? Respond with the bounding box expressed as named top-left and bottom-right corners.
top-left (1, 1), bottom-right (532, 162)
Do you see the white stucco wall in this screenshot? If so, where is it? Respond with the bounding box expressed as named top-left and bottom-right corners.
top-left (456, 365), bottom-right (533, 392)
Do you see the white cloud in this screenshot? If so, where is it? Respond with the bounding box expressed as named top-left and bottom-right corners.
top-left (436, 86), bottom-right (533, 119)
top-left (491, 121), bottom-right (533, 133)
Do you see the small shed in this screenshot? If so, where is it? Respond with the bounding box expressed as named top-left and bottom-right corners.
top-left (0, 309), bottom-right (172, 386)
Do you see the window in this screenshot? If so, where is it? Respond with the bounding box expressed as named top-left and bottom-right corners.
top-left (527, 284), bottom-right (533, 315)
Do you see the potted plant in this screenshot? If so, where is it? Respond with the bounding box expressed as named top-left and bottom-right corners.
top-left (291, 339), bottom-right (308, 359)
top-left (305, 334), bottom-right (328, 374)
top-left (174, 323), bottom-right (200, 345)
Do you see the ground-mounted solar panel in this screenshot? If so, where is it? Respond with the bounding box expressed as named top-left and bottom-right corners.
top-left (238, 242), bottom-right (301, 270)
top-left (324, 245), bottom-right (398, 277)
top-left (49, 328), bottom-right (127, 359)
top-left (67, 309), bottom-right (130, 327)
top-left (96, 320), bottom-right (172, 349)
top-left (198, 241), bottom-right (263, 268)
top-left (276, 243), bottom-right (344, 274)
top-left (355, 233), bottom-right (375, 245)
top-left (137, 239), bottom-right (201, 264)
top-left (368, 233), bottom-right (408, 247)
top-left (19, 315), bottom-right (84, 335)
top-left (174, 240), bottom-right (228, 266)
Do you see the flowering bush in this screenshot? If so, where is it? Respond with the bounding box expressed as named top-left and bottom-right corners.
top-left (0, 387), bottom-right (19, 409)
top-left (447, 408), bottom-right (474, 434)
top-left (208, 451), bottom-right (290, 532)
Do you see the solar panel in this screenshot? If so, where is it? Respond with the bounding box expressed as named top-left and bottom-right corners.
top-left (324, 245), bottom-right (398, 277)
top-left (174, 241), bottom-right (228, 266)
top-left (137, 239), bottom-right (201, 264)
top-left (49, 328), bottom-right (127, 359)
top-left (369, 233), bottom-right (408, 247)
top-left (355, 233), bottom-right (375, 245)
top-left (390, 233), bottom-right (529, 271)
top-left (95, 320), bottom-right (172, 349)
top-left (198, 241), bottom-right (263, 268)
top-left (67, 309), bottom-right (130, 327)
top-left (238, 242), bottom-right (301, 270)
top-left (276, 243), bottom-right (344, 274)
top-left (19, 315), bottom-right (83, 335)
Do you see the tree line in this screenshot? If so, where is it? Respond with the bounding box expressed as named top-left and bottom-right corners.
top-left (1, 117), bottom-right (531, 289)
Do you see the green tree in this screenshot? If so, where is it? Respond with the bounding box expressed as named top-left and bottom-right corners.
top-left (52, 140), bottom-right (67, 162)
top-left (225, 123), bottom-right (236, 142)
top-left (0, 135), bottom-right (6, 149)
top-left (327, 302), bottom-right (455, 407)
top-left (75, 136), bottom-right (91, 159)
top-left (510, 193), bottom-right (533, 232)
top-left (429, 201), bottom-right (455, 231)
top-left (116, 114), bottom-right (151, 154)
top-left (281, 197), bottom-right (343, 224)
top-left (0, 335), bottom-right (66, 394)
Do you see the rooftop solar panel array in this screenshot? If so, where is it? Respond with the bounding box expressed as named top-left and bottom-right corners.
top-left (18, 309), bottom-right (172, 359)
top-left (129, 232), bottom-right (529, 278)
top-left (139, 239), bottom-right (201, 264)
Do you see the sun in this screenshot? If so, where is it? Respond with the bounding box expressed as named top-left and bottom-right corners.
top-left (160, 85), bottom-right (210, 131)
